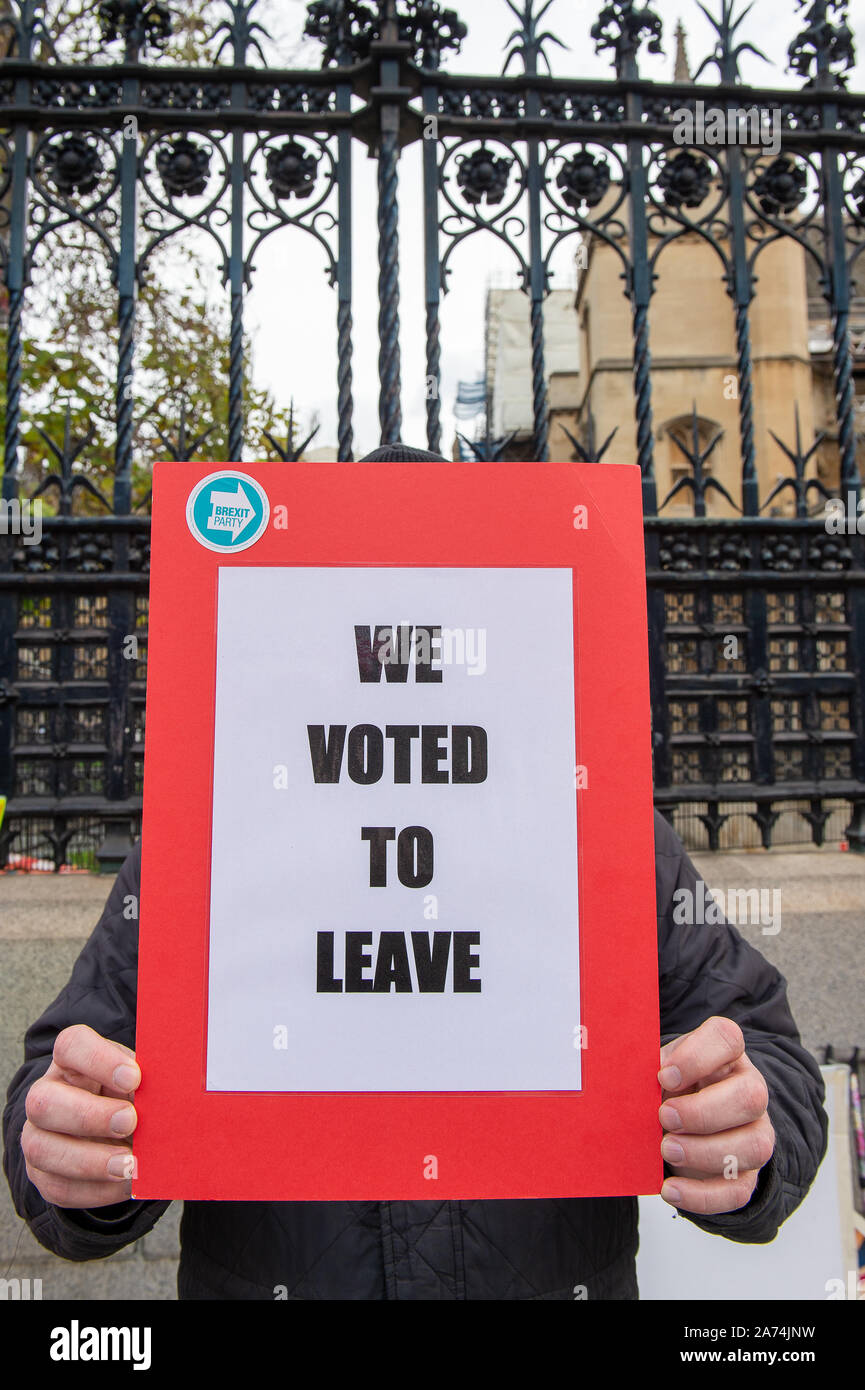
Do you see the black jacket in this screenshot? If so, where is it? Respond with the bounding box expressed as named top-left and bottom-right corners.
top-left (3, 812), bottom-right (827, 1300)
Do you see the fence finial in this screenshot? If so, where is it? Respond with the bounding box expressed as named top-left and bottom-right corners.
top-left (590, 0), bottom-right (663, 81)
top-left (692, 1), bottom-right (768, 84)
top-left (788, 0), bottom-right (856, 90)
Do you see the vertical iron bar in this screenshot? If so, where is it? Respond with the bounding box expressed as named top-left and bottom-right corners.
top-left (3, 72), bottom-right (32, 500)
top-left (822, 90), bottom-right (863, 851)
top-left (527, 181), bottom-right (547, 460)
top-left (0, 557), bottom-right (14, 819)
top-left (624, 88), bottom-right (657, 514)
top-left (645, 534), bottom-right (670, 794)
top-left (103, 32), bottom-right (141, 856)
top-left (0, 18), bottom-right (34, 843)
top-left (376, 2), bottom-right (403, 445)
top-left (336, 77), bottom-right (354, 461)
top-left (228, 82), bottom-right (246, 461)
top-left (222, 11), bottom-right (256, 464)
top-left (522, 31), bottom-right (547, 462)
top-left (114, 73), bottom-right (139, 515)
top-left (421, 78), bottom-right (442, 456)
top-left (846, 517), bottom-right (865, 851)
top-left (746, 566), bottom-right (772, 790)
top-left (726, 144), bottom-right (757, 514)
top-left (822, 149), bottom-right (859, 497)
top-left (103, 562), bottom-right (135, 835)
top-left (377, 116), bottom-right (402, 444)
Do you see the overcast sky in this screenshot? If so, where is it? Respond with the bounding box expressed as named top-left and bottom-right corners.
top-left (241, 0), bottom-right (865, 459)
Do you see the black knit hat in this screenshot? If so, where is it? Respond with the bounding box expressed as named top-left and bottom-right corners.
top-left (359, 443), bottom-right (448, 462)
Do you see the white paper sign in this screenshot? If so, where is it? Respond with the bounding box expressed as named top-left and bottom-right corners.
top-left (205, 566), bottom-right (580, 1092)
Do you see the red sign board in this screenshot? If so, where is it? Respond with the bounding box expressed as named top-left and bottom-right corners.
top-left (133, 460), bottom-right (661, 1201)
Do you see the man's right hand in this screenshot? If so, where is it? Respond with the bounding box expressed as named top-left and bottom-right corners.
top-left (21, 1024), bottom-right (140, 1209)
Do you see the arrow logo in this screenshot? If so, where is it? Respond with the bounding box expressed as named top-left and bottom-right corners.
top-left (206, 481), bottom-right (259, 543)
top-left (187, 471), bottom-right (269, 553)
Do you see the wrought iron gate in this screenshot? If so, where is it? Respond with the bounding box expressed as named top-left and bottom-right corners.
top-left (0, 0), bottom-right (864, 866)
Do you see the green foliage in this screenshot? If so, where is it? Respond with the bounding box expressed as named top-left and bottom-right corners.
top-left (1, 233), bottom-right (302, 513)
top-left (0, 0), bottom-right (310, 513)
top-left (33, 0), bottom-right (221, 65)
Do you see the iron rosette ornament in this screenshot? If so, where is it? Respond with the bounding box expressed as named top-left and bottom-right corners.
top-left (265, 140), bottom-right (319, 201)
top-left (555, 147), bottom-right (612, 213)
top-left (455, 145), bottom-right (513, 207)
top-left (155, 136), bottom-right (212, 201)
top-left (138, 131), bottom-right (232, 275)
top-left (28, 130), bottom-right (122, 276)
top-left (656, 149), bottom-right (714, 211)
top-left (743, 149), bottom-right (824, 274)
top-left (32, 131), bottom-right (119, 210)
top-left (643, 144), bottom-right (727, 258)
top-left (245, 133), bottom-right (339, 288)
top-left (438, 138), bottom-right (529, 294)
top-left (752, 154), bottom-right (809, 217)
top-left (542, 142), bottom-right (630, 287)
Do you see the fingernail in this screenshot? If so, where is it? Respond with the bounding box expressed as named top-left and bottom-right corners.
top-left (107, 1154), bottom-right (132, 1178)
top-left (661, 1137), bottom-right (685, 1164)
top-left (113, 1063), bottom-right (139, 1092)
top-left (662, 1183), bottom-right (683, 1206)
top-left (110, 1106), bottom-right (136, 1136)
top-left (659, 1104), bottom-right (683, 1131)
top-left (658, 1064), bottom-right (682, 1090)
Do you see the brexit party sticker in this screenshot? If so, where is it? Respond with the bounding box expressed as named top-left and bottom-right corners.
top-left (186, 470), bottom-right (269, 553)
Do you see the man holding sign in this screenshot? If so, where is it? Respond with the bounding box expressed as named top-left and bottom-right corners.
top-left (3, 445), bottom-right (826, 1300)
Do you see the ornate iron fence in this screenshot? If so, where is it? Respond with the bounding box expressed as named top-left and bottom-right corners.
top-left (0, 0), bottom-right (864, 865)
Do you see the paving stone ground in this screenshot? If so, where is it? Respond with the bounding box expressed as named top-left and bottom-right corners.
top-left (0, 873), bottom-right (180, 1301)
top-left (1, 847), bottom-right (862, 1301)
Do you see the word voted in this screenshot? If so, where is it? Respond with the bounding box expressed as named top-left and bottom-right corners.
top-left (308, 724), bottom-right (488, 784)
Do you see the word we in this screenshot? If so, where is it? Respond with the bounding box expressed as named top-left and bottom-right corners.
top-left (356, 623), bottom-right (487, 678)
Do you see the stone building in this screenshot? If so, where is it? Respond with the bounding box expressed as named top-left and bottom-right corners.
top-left (471, 26), bottom-right (865, 511)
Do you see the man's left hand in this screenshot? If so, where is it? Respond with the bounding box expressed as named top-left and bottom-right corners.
top-left (658, 1016), bottom-right (775, 1215)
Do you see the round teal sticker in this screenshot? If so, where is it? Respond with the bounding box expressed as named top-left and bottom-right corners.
top-left (186, 471), bottom-right (270, 553)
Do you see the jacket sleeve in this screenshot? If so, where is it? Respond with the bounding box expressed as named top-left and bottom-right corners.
top-left (653, 811), bottom-right (828, 1244)
top-left (2, 842), bottom-right (171, 1261)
